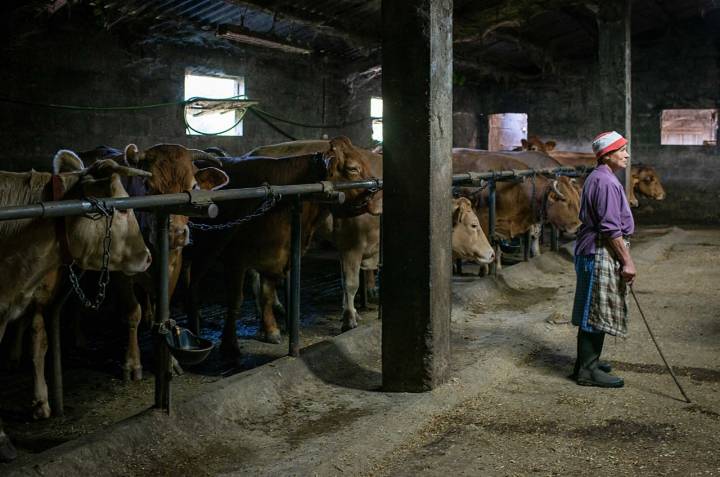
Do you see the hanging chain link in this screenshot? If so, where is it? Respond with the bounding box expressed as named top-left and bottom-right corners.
top-left (188, 190), bottom-right (281, 231)
top-left (67, 197), bottom-right (114, 310)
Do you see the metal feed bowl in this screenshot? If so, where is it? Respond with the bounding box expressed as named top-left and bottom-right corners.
top-left (165, 326), bottom-right (214, 366)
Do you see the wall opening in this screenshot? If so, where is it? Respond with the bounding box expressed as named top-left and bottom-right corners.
top-left (371, 97), bottom-right (383, 143)
top-left (488, 113), bottom-right (528, 151)
top-left (661, 109), bottom-right (718, 146)
top-left (184, 72), bottom-right (245, 136)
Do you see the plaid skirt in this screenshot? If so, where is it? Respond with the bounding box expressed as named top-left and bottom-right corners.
top-left (571, 239), bottom-right (630, 337)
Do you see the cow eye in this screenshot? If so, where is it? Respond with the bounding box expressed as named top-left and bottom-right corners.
top-left (117, 209), bottom-right (129, 216)
top-left (471, 223), bottom-right (478, 228)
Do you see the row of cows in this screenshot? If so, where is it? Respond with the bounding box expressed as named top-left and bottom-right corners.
top-left (0, 135), bottom-right (665, 463)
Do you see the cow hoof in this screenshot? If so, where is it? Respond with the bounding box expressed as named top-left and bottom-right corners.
top-left (132, 367), bottom-right (143, 381)
top-left (0, 432), bottom-right (17, 463)
top-left (341, 310), bottom-right (359, 332)
top-left (219, 339), bottom-right (242, 357)
top-left (32, 401), bottom-right (51, 420)
top-left (259, 329), bottom-right (282, 344)
top-left (122, 366), bottom-right (142, 382)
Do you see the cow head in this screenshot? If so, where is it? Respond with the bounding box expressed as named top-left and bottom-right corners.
top-left (325, 136), bottom-right (383, 216)
top-left (452, 197), bottom-right (495, 264)
top-left (544, 176), bottom-right (581, 234)
top-left (124, 144), bottom-right (229, 249)
top-left (632, 165), bottom-right (666, 203)
top-left (521, 136), bottom-right (556, 153)
top-left (53, 151), bottom-right (152, 274)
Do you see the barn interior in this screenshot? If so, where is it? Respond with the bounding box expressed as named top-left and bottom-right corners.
top-left (1, 0), bottom-right (719, 475)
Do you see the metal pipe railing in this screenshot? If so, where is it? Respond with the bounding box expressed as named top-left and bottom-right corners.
top-left (0, 179), bottom-right (383, 221)
top-left (0, 164), bottom-right (592, 414)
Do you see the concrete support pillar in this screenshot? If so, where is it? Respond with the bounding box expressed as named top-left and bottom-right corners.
top-left (381, 0), bottom-right (453, 392)
top-left (597, 0), bottom-right (632, 194)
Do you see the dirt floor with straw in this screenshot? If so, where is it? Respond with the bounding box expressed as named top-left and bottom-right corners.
top-left (2, 226), bottom-right (720, 476)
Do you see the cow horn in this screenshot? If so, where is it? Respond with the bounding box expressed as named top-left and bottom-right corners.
top-left (551, 180), bottom-right (566, 200)
top-left (188, 149), bottom-right (223, 167)
top-left (124, 144), bottom-right (145, 165)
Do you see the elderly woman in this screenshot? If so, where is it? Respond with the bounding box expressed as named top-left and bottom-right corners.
top-left (571, 131), bottom-right (636, 388)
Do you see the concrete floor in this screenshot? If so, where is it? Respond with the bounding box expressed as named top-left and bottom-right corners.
top-left (4, 226), bottom-right (720, 476)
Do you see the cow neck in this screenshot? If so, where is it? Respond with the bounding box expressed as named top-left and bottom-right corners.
top-left (51, 174), bottom-right (74, 265)
top-left (319, 151), bottom-right (380, 219)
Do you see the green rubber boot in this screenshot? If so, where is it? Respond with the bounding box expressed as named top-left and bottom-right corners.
top-left (571, 330), bottom-right (612, 379)
top-left (576, 331), bottom-right (624, 388)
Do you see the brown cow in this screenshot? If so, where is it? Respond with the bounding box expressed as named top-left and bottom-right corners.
top-left (518, 136), bottom-right (667, 207)
top-left (6, 144), bottom-right (229, 424)
top-left (184, 136), bottom-right (381, 354)
top-left (0, 151), bottom-right (152, 462)
top-left (453, 148), bottom-right (582, 241)
top-left (81, 144), bottom-right (229, 380)
top-left (242, 139), bottom-right (383, 332)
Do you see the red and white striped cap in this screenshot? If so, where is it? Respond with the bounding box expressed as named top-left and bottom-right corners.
top-left (591, 131), bottom-right (627, 158)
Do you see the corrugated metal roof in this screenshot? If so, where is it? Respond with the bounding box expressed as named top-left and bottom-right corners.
top-left (41, 0), bottom-right (712, 76)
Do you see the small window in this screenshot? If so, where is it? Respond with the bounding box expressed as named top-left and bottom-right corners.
top-left (661, 109), bottom-right (717, 146)
top-left (488, 113), bottom-right (528, 151)
top-left (371, 97), bottom-right (383, 142)
top-left (184, 72), bottom-right (245, 136)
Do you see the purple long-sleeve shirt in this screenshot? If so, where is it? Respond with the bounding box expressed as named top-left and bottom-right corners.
top-left (574, 164), bottom-right (635, 256)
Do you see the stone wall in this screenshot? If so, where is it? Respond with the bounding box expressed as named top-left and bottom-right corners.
top-left (0, 13), bottom-right (370, 172)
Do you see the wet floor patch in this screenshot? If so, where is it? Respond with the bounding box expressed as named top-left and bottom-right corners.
top-left (285, 406), bottom-right (373, 447)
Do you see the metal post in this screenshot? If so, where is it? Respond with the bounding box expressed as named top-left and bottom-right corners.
top-left (378, 215), bottom-right (383, 321)
top-left (522, 231), bottom-right (530, 261)
top-left (289, 199), bottom-right (302, 357)
top-left (358, 269), bottom-right (368, 310)
top-left (47, 279), bottom-right (73, 417)
top-left (550, 224), bottom-right (560, 252)
top-left (488, 179), bottom-right (498, 275)
top-left (154, 212), bottom-right (171, 413)
top-left (455, 259), bottom-right (463, 275)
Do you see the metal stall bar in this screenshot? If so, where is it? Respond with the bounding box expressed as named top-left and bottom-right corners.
top-left (289, 198), bottom-right (302, 357)
top-left (154, 212), bottom-right (172, 413)
top-left (487, 179), bottom-right (498, 276)
top-left (550, 225), bottom-right (560, 252)
top-left (0, 179), bottom-right (383, 221)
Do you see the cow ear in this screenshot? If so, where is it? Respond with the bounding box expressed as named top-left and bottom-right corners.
top-left (545, 141), bottom-right (556, 151)
top-left (195, 167), bottom-right (229, 191)
top-left (53, 150), bottom-right (85, 174)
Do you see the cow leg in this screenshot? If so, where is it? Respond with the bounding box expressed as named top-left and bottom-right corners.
top-left (340, 251), bottom-right (363, 332)
top-left (0, 421), bottom-right (16, 462)
top-left (30, 310), bottom-right (50, 419)
top-left (5, 315), bottom-right (30, 370)
top-left (220, 259), bottom-right (245, 357)
top-left (258, 278), bottom-right (282, 344)
top-left (123, 302), bottom-right (143, 382)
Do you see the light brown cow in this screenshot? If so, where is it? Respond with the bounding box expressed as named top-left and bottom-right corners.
top-left (452, 197), bottom-right (495, 264)
top-left (243, 139), bottom-right (383, 332)
top-left (453, 148), bottom-right (582, 241)
top-left (0, 151), bottom-right (152, 462)
top-left (83, 144), bottom-right (229, 381)
top-left (184, 136), bottom-right (381, 353)
top-left (518, 136), bottom-right (667, 207)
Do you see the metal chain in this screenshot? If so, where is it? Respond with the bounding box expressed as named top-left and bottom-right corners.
top-left (188, 191), bottom-right (280, 231)
top-left (156, 318), bottom-right (177, 335)
top-left (67, 197), bottom-right (114, 310)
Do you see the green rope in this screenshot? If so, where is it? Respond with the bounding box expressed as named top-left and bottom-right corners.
top-left (0, 95), bottom-right (375, 133)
